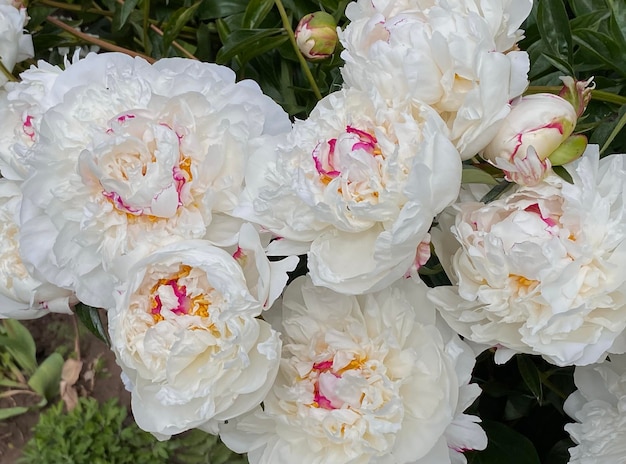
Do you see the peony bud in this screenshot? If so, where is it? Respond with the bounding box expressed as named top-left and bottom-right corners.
top-left (559, 76), bottom-right (594, 117)
top-left (295, 11), bottom-right (338, 61)
top-left (482, 93), bottom-right (585, 185)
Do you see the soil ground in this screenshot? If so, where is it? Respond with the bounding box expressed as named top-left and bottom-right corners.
top-left (0, 313), bottom-right (129, 464)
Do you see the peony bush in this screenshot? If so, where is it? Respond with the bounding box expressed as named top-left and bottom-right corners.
top-left (0, 0), bottom-right (625, 463)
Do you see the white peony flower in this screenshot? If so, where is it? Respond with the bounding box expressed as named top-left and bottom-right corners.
top-left (564, 355), bottom-right (626, 463)
top-left (18, 52), bottom-right (291, 309)
top-left (339, 0), bottom-right (531, 158)
top-left (0, 58), bottom-right (68, 180)
top-left (108, 225), bottom-right (297, 438)
top-left (235, 87), bottom-right (461, 295)
top-left (0, 179), bottom-right (75, 319)
top-left (429, 145), bottom-right (626, 366)
top-left (0, 0), bottom-right (33, 86)
top-left (220, 275), bottom-right (486, 464)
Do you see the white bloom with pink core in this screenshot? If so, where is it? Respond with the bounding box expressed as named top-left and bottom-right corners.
top-left (18, 53), bottom-right (290, 310)
top-left (481, 93), bottom-right (579, 185)
top-left (0, 179), bottom-right (75, 319)
top-left (235, 87), bottom-right (461, 295)
top-left (220, 275), bottom-right (486, 464)
top-left (429, 145), bottom-right (626, 366)
top-left (339, 0), bottom-right (531, 158)
top-left (564, 355), bottom-right (626, 463)
top-left (108, 225), bottom-right (296, 439)
top-left (0, 0), bottom-right (33, 86)
top-left (0, 55), bottom-right (84, 180)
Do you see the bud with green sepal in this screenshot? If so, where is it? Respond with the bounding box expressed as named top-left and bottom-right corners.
top-left (295, 12), bottom-right (338, 61)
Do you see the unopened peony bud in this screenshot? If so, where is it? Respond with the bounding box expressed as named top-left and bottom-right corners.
top-left (559, 76), bottom-right (594, 117)
top-left (295, 12), bottom-right (338, 61)
top-left (482, 93), bottom-right (584, 185)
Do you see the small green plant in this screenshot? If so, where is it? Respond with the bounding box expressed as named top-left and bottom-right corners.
top-left (20, 397), bottom-right (169, 464)
top-left (0, 319), bottom-right (64, 420)
top-left (20, 396), bottom-right (247, 464)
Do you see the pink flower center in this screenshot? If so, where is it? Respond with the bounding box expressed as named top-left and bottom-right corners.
top-left (309, 357), bottom-right (365, 410)
top-left (23, 115), bottom-right (35, 141)
top-left (312, 126), bottom-right (381, 186)
top-left (149, 265), bottom-right (210, 323)
top-left (524, 203), bottom-right (558, 228)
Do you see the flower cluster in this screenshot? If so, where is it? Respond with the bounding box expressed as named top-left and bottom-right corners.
top-left (2, 0), bottom-right (625, 463)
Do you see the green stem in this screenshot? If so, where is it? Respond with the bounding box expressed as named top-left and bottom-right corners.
top-left (274, 0), bottom-right (322, 101)
top-left (38, 0), bottom-right (114, 16)
top-left (0, 61), bottom-right (17, 83)
top-left (47, 15), bottom-right (155, 63)
top-left (526, 86), bottom-right (626, 106)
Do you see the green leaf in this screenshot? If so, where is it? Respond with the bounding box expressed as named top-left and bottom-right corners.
top-left (162, 1), bottom-right (202, 52)
top-left (75, 303), bottom-right (109, 346)
top-left (552, 165), bottom-right (574, 184)
top-left (517, 355), bottom-right (543, 403)
top-left (568, 0), bottom-right (606, 16)
top-left (1, 319), bottom-right (37, 376)
top-left (537, 0), bottom-right (572, 62)
top-left (480, 180), bottom-right (513, 203)
top-left (540, 52), bottom-right (574, 76)
top-left (0, 377), bottom-right (26, 388)
top-left (600, 104), bottom-right (626, 154)
top-left (0, 406), bottom-right (29, 421)
top-left (198, 0), bottom-right (248, 20)
top-left (573, 29), bottom-right (626, 76)
top-left (117, 0), bottom-right (140, 31)
top-left (28, 352), bottom-right (64, 403)
top-left (608, 0), bottom-right (626, 47)
top-left (242, 0), bottom-right (275, 29)
top-left (461, 166), bottom-right (499, 185)
top-left (216, 28), bottom-right (285, 63)
top-left (467, 420), bottom-right (541, 464)
top-left (570, 10), bottom-right (610, 30)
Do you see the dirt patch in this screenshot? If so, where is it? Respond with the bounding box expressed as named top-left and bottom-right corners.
top-left (0, 313), bottom-right (128, 463)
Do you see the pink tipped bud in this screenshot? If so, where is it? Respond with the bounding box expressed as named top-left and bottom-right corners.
top-left (295, 12), bottom-right (338, 61)
top-left (482, 93), bottom-right (583, 185)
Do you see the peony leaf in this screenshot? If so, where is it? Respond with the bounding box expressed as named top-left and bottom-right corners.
top-left (608, 0), bottom-right (626, 48)
top-left (242, 0), bottom-right (275, 29)
top-left (537, 0), bottom-right (572, 63)
top-left (0, 319), bottom-right (38, 376)
top-left (28, 352), bottom-right (64, 403)
top-left (197, 0), bottom-right (248, 20)
top-left (0, 406), bottom-right (29, 421)
top-left (75, 303), bottom-right (110, 346)
top-left (480, 180), bottom-right (513, 203)
top-left (216, 28), bottom-right (287, 64)
top-left (568, 0), bottom-right (607, 16)
top-left (466, 420), bottom-right (541, 464)
top-left (162, 1), bottom-right (202, 52)
top-left (461, 166), bottom-right (499, 185)
top-left (572, 29), bottom-right (626, 76)
top-left (599, 104), bottom-right (626, 155)
top-left (517, 355), bottom-right (543, 404)
top-left (116, 0), bottom-right (140, 31)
